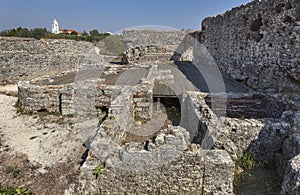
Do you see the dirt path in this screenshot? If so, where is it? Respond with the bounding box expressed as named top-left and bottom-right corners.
top-left (0, 84), bottom-right (18, 96)
top-left (0, 94), bottom-right (82, 167)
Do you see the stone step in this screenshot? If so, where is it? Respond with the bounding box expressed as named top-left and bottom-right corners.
top-left (205, 95), bottom-right (267, 119)
top-left (205, 98), bottom-right (263, 103)
top-left (212, 108), bottom-right (267, 118)
top-left (206, 99), bottom-right (264, 110)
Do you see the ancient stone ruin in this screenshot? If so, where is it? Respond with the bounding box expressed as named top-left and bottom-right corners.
top-left (0, 0), bottom-right (299, 194)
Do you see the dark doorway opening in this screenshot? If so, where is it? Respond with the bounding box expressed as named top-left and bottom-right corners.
top-left (153, 96), bottom-right (181, 126)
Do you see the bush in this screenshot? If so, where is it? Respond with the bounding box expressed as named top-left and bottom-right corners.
top-left (0, 27), bottom-right (111, 42)
top-left (0, 27), bottom-right (49, 39)
top-left (103, 35), bottom-right (124, 55)
top-left (236, 152), bottom-right (258, 170)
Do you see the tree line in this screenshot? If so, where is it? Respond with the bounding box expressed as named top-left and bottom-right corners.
top-left (0, 27), bottom-right (110, 42)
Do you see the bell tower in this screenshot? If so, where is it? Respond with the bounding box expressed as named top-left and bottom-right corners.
top-left (52, 18), bottom-right (59, 34)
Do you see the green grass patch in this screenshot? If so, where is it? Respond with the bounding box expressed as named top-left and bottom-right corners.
top-left (55, 117), bottom-right (65, 125)
top-left (93, 164), bottom-right (104, 179)
top-left (0, 184), bottom-right (33, 195)
top-left (14, 100), bottom-right (24, 114)
top-left (5, 166), bottom-right (22, 179)
top-left (234, 152), bottom-right (262, 186)
top-left (236, 152), bottom-right (259, 170)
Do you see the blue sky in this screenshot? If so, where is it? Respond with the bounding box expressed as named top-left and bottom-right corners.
top-left (0, 0), bottom-right (252, 33)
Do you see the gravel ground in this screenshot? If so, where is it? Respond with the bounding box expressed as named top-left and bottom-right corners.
top-left (0, 93), bottom-right (82, 167)
top-left (0, 91), bottom-right (84, 193)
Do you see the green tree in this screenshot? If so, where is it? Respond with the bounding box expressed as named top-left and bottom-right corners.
top-left (90, 29), bottom-right (100, 36)
top-left (71, 31), bottom-right (78, 35)
top-left (31, 28), bottom-right (49, 39)
top-left (82, 30), bottom-right (88, 36)
top-left (16, 28), bottom-right (31, 37)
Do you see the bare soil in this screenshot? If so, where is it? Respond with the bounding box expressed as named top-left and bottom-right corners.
top-left (0, 93), bottom-right (83, 194)
top-left (235, 166), bottom-right (282, 195)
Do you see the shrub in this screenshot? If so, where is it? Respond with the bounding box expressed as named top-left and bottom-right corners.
top-left (103, 35), bottom-right (124, 55)
top-left (14, 100), bottom-right (24, 114)
top-left (236, 152), bottom-right (258, 170)
top-left (0, 27), bottom-right (111, 42)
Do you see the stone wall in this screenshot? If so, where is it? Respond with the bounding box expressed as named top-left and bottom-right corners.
top-left (18, 66), bottom-right (155, 120)
top-left (122, 30), bottom-right (186, 50)
top-left (132, 82), bottom-right (153, 122)
top-left (0, 37), bottom-right (93, 85)
top-left (81, 91), bottom-right (236, 194)
top-left (121, 30), bottom-right (187, 64)
top-left (18, 73), bottom-right (74, 115)
top-left (199, 0), bottom-right (300, 93)
top-left (17, 71), bottom-right (113, 116)
top-left (205, 92), bottom-right (300, 119)
top-left (122, 46), bottom-right (176, 64)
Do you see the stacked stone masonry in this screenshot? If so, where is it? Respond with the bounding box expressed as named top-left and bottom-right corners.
top-left (121, 30), bottom-right (188, 64)
top-left (7, 0), bottom-right (300, 193)
top-left (0, 37), bottom-right (93, 85)
top-left (199, 0), bottom-right (300, 93)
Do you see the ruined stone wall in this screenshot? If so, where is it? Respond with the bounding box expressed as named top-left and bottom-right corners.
top-left (17, 72), bottom-right (113, 116)
top-left (122, 46), bottom-right (175, 64)
top-left (121, 30), bottom-right (187, 64)
top-left (17, 69), bottom-right (154, 120)
top-left (132, 82), bottom-right (153, 122)
top-left (199, 0), bottom-right (300, 93)
top-left (84, 91), bottom-right (236, 194)
top-left (17, 73), bottom-right (74, 115)
top-left (122, 30), bottom-right (186, 49)
top-left (0, 37), bottom-right (94, 85)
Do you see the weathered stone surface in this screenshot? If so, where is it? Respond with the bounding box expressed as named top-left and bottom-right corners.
top-left (80, 149), bottom-right (235, 194)
top-left (122, 45), bottom-right (176, 64)
top-left (122, 30), bottom-right (186, 50)
top-left (199, 0), bottom-right (300, 93)
top-left (281, 154), bottom-right (300, 194)
top-left (203, 150), bottom-right (235, 195)
top-left (0, 37), bottom-right (93, 85)
top-left (277, 112), bottom-right (300, 177)
top-left (180, 91), bottom-right (222, 155)
top-left (121, 30), bottom-right (186, 64)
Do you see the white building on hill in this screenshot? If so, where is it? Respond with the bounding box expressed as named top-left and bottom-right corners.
top-left (52, 18), bottom-right (59, 34)
top-left (51, 18), bottom-right (82, 35)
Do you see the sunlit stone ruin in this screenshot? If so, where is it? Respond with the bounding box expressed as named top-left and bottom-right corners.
top-left (0, 0), bottom-right (299, 194)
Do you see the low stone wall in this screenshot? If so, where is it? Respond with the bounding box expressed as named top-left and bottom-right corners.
top-left (0, 37), bottom-right (93, 85)
top-left (122, 46), bottom-right (175, 64)
top-left (180, 91), bottom-right (300, 193)
top-left (218, 110), bottom-right (300, 194)
top-left (122, 30), bottom-right (186, 50)
top-left (121, 30), bottom-right (189, 64)
top-left (17, 71), bottom-right (113, 116)
top-left (17, 66), bottom-right (155, 120)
